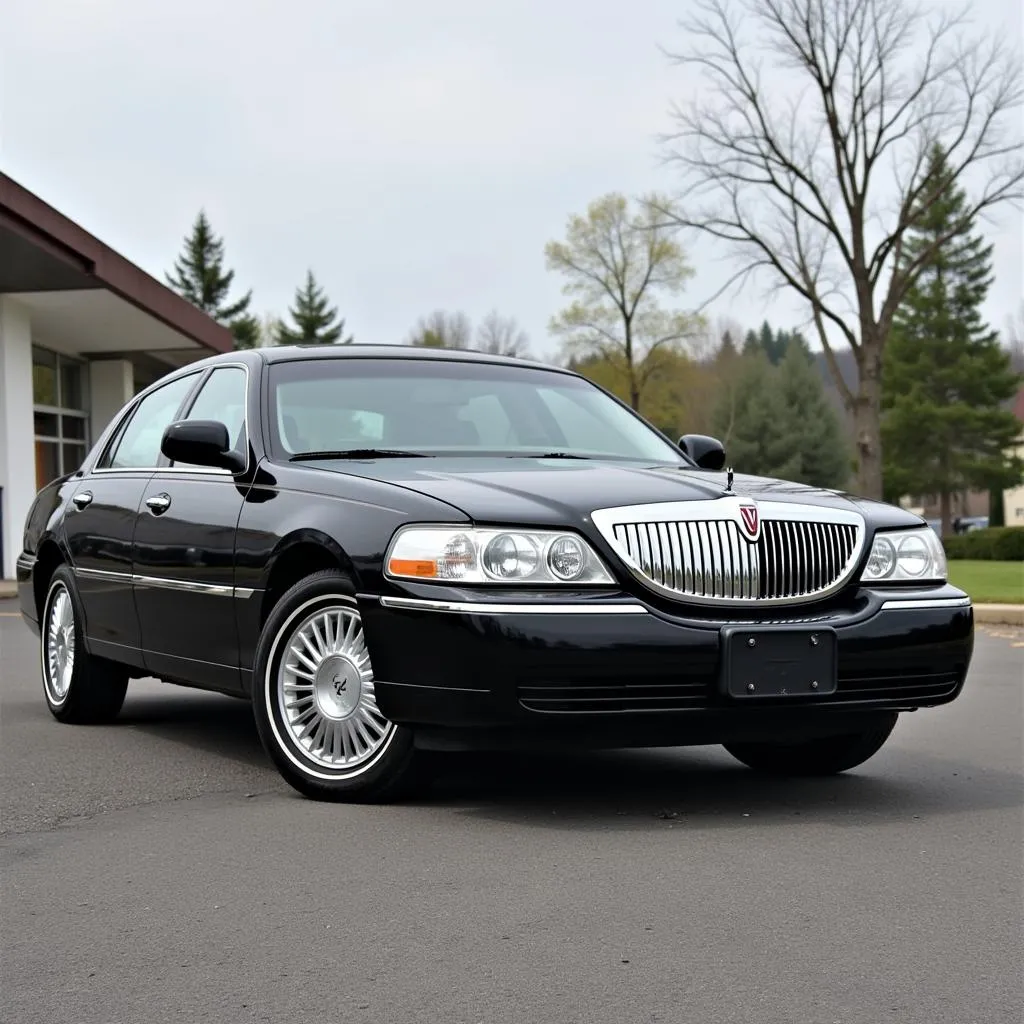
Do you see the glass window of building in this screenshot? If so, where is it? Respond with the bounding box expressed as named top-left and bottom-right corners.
top-left (32, 347), bottom-right (90, 490)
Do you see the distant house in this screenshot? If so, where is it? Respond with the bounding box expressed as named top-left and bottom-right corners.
top-left (1001, 388), bottom-right (1024, 528)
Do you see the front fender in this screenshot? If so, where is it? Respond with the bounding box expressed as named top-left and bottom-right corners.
top-left (233, 467), bottom-right (470, 687)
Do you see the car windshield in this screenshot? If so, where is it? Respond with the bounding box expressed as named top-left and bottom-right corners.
top-left (267, 357), bottom-right (685, 463)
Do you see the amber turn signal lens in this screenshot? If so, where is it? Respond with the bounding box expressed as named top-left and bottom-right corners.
top-left (387, 558), bottom-right (438, 578)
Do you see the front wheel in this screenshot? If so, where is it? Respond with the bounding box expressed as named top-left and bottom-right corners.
top-left (252, 571), bottom-right (421, 802)
top-left (723, 714), bottom-right (899, 776)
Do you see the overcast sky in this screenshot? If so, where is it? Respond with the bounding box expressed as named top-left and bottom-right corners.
top-left (2, 0), bottom-right (1021, 358)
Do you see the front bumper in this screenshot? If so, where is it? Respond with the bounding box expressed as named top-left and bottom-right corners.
top-left (358, 584), bottom-right (974, 749)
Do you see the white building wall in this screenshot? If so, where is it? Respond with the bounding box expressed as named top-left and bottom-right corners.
top-left (0, 298), bottom-right (35, 579)
top-left (89, 359), bottom-right (134, 445)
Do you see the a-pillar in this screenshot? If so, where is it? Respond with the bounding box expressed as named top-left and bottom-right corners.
top-left (0, 298), bottom-right (35, 580)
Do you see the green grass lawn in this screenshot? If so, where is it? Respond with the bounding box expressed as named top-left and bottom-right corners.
top-left (947, 560), bottom-right (1024, 604)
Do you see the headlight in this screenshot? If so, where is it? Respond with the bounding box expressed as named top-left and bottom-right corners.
top-left (860, 527), bottom-right (946, 583)
top-left (385, 526), bottom-right (616, 584)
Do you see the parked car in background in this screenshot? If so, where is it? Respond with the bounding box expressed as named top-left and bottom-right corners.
top-left (16, 346), bottom-right (974, 801)
top-left (926, 516), bottom-right (990, 536)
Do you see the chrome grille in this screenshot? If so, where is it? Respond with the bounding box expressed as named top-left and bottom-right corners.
top-left (758, 520), bottom-right (859, 599)
top-left (593, 499), bottom-right (865, 606)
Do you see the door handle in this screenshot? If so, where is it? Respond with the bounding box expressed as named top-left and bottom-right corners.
top-left (145, 493), bottom-right (171, 515)
top-left (71, 491), bottom-right (93, 510)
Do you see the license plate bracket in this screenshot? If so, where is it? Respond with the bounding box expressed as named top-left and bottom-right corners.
top-left (720, 626), bottom-right (838, 699)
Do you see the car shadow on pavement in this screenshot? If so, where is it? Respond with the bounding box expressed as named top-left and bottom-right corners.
top-left (112, 690), bottom-right (1021, 832)
top-left (419, 745), bottom-right (1023, 832)
top-left (117, 690), bottom-right (270, 770)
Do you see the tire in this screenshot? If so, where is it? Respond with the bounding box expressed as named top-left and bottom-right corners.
top-left (40, 566), bottom-right (129, 724)
top-left (723, 713), bottom-right (899, 776)
top-left (251, 570), bottom-right (422, 802)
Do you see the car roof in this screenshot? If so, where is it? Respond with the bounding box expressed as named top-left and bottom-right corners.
top-left (190, 344), bottom-right (572, 377)
top-left (259, 343), bottom-right (562, 372)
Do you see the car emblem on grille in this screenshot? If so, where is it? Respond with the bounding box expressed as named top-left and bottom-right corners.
top-left (738, 503), bottom-right (760, 542)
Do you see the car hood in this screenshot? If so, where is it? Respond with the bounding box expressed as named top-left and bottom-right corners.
top-left (308, 457), bottom-right (918, 530)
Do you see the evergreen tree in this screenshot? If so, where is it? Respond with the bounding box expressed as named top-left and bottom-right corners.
top-left (740, 322), bottom-right (810, 365)
top-left (166, 211), bottom-right (255, 349)
top-left (711, 348), bottom-right (850, 488)
top-left (712, 352), bottom-right (802, 481)
top-left (231, 313), bottom-right (262, 350)
top-left (776, 344), bottom-right (851, 488)
top-left (882, 145), bottom-right (1023, 535)
top-left (774, 328), bottom-right (810, 362)
top-left (276, 271), bottom-right (351, 345)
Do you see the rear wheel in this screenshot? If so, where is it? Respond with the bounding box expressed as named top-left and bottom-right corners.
top-left (252, 570), bottom-right (422, 802)
top-left (41, 566), bottom-right (128, 724)
top-left (723, 714), bottom-right (899, 776)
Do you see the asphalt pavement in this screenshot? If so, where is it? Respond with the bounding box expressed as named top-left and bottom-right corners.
top-left (2, 599), bottom-right (1022, 1024)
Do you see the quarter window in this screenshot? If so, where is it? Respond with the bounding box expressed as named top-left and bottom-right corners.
top-left (178, 367), bottom-right (247, 466)
top-left (104, 374), bottom-right (197, 470)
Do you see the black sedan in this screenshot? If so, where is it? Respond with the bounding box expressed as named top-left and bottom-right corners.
top-left (15, 346), bottom-right (974, 801)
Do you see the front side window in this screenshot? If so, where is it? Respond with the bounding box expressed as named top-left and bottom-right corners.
top-left (104, 374), bottom-right (197, 470)
top-left (176, 366), bottom-right (248, 466)
top-left (268, 358), bottom-right (684, 463)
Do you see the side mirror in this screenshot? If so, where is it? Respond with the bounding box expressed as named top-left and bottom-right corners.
top-left (678, 433), bottom-right (727, 471)
top-left (161, 420), bottom-right (245, 473)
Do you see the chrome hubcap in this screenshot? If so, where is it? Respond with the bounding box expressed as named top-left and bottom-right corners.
top-left (45, 586), bottom-right (75, 702)
top-left (277, 605), bottom-right (393, 770)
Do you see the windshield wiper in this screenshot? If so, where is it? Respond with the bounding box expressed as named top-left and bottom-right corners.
top-left (507, 452), bottom-right (592, 460)
top-left (290, 448), bottom-right (431, 461)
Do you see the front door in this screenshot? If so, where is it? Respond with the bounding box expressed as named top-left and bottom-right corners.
top-left (132, 365), bottom-right (251, 693)
top-left (63, 371), bottom-right (201, 670)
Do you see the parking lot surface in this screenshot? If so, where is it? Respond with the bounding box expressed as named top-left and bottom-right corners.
top-left (2, 599), bottom-right (1022, 1024)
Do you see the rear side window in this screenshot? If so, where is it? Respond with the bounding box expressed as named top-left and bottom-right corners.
top-left (103, 374), bottom-right (197, 469)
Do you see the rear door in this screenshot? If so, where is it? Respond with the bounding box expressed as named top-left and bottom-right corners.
top-left (64, 373), bottom-right (200, 669)
top-left (132, 364), bottom-right (251, 692)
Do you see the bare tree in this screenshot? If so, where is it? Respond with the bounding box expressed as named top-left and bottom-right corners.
top-left (1005, 301), bottom-right (1024, 373)
top-left (660, 0), bottom-right (1023, 497)
top-left (545, 192), bottom-right (701, 412)
top-left (406, 310), bottom-right (473, 349)
top-left (476, 310), bottom-right (530, 357)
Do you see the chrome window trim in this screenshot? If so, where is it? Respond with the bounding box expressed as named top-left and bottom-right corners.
top-left (879, 597), bottom-right (971, 611)
top-left (73, 566), bottom-right (256, 599)
top-left (90, 362), bottom-right (252, 476)
top-left (379, 596), bottom-right (648, 615)
top-left (590, 499), bottom-right (867, 608)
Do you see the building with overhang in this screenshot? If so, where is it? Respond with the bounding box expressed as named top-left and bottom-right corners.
top-left (0, 174), bottom-right (232, 580)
